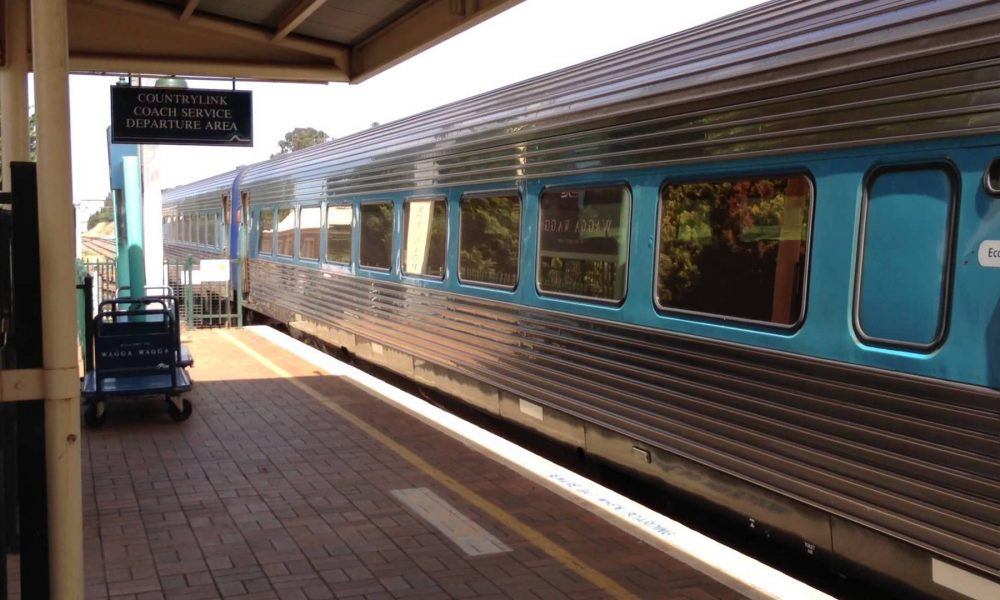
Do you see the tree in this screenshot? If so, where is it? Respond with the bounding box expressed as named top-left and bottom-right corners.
top-left (87, 192), bottom-right (115, 230)
top-left (273, 127), bottom-right (329, 157)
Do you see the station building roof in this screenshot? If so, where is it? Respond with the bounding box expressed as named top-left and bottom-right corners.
top-left (3, 0), bottom-right (523, 83)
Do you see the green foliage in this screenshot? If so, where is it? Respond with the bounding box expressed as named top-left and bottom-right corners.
top-left (87, 207), bottom-right (113, 230)
top-left (460, 195), bottom-right (521, 286)
top-left (86, 192), bottom-right (115, 230)
top-left (273, 127), bottom-right (330, 157)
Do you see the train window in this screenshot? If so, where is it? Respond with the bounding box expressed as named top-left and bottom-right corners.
top-left (856, 167), bottom-right (954, 348)
top-left (276, 208), bottom-right (294, 257)
top-left (207, 213), bottom-right (217, 247)
top-left (459, 193), bottom-right (521, 288)
top-left (656, 175), bottom-right (812, 326)
top-left (258, 209), bottom-right (275, 255)
top-left (360, 202), bottom-right (394, 270)
top-left (197, 213), bottom-right (207, 245)
top-left (987, 158), bottom-right (1000, 195)
top-left (299, 206), bottom-right (321, 261)
top-left (326, 205), bottom-right (352, 264)
top-left (403, 197), bottom-right (447, 279)
top-left (538, 185), bottom-right (631, 302)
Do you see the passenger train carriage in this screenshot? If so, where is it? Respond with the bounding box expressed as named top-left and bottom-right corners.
top-left (163, 1), bottom-right (1000, 598)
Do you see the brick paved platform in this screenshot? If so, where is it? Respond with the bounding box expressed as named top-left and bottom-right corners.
top-left (76, 328), bottom-right (761, 600)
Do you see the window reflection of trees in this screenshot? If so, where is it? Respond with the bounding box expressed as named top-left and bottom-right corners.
top-left (326, 205), bottom-right (352, 264)
top-left (460, 194), bottom-right (521, 288)
top-left (658, 176), bottom-right (810, 325)
top-left (360, 202), bottom-right (394, 270)
top-left (404, 199), bottom-right (447, 278)
top-left (538, 186), bottom-right (630, 301)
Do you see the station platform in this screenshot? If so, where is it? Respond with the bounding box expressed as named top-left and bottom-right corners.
top-left (71, 326), bottom-right (830, 600)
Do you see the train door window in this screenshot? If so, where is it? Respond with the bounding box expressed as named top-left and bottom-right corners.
top-left (856, 166), bottom-right (955, 348)
top-left (258, 209), bottom-right (275, 255)
top-left (276, 207), bottom-right (294, 257)
top-left (538, 185), bottom-right (631, 302)
top-left (326, 204), bottom-right (352, 264)
top-left (656, 175), bottom-right (812, 326)
top-left (403, 197), bottom-right (447, 279)
top-left (299, 205), bottom-right (321, 261)
top-left (360, 201), bottom-right (394, 270)
top-left (459, 192), bottom-right (521, 288)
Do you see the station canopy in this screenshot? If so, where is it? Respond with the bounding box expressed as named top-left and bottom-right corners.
top-left (3, 0), bottom-right (524, 83)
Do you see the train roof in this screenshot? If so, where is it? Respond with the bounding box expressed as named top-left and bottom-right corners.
top-left (167, 0), bottom-right (1000, 203)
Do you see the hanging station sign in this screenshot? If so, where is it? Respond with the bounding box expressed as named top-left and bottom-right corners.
top-left (110, 86), bottom-right (253, 146)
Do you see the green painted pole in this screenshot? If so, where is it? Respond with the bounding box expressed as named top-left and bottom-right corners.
top-left (122, 156), bottom-right (145, 300)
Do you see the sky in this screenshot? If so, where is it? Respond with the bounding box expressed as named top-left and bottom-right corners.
top-left (67, 0), bottom-right (766, 201)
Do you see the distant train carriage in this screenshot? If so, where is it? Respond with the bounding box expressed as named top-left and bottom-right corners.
top-left (162, 2), bottom-right (1000, 598)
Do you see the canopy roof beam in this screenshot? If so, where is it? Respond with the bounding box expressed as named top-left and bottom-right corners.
top-left (274, 0), bottom-right (328, 42)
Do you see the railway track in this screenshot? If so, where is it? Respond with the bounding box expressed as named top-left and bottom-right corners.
top-left (81, 235), bottom-right (116, 261)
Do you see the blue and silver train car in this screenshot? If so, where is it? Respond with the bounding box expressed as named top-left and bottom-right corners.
top-left (162, 1), bottom-right (1000, 597)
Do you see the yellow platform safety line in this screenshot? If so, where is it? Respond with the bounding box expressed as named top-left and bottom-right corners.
top-left (218, 330), bottom-right (640, 600)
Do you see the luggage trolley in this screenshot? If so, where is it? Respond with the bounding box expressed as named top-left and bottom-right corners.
top-left (116, 286), bottom-right (194, 369)
top-left (81, 296), bottom-right (193, 428)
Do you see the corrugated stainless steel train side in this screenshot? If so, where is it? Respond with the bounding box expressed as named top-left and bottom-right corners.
top-left (162, 2), bottom-right (1000, 598)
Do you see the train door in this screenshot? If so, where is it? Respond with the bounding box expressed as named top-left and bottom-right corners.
top-left (241, 191), bottom-right (251, 298)
top-left (221, 194), bottom-right (230, 256)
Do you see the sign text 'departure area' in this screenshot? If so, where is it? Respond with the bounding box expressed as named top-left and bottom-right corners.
top-left (110, 87), bottom-right (253, 146)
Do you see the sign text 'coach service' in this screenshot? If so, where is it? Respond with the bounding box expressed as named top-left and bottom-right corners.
top-left (111, 86), bottom-right (253, 146)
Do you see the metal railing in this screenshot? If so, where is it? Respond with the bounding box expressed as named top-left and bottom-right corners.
top-left (77, 256), bottom-right (243, 335)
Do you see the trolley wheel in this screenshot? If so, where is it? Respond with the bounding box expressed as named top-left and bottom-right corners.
top-left (84, 401), bottom-right (106, 429)
top-left (166, 397), bottom-right (193, 422)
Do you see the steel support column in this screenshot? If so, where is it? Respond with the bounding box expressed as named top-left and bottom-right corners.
top-left (30, 0), bottom-right (84, 598)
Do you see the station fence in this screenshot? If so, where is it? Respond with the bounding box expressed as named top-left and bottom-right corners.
top-left (76, 256), bottom-right (243, 337)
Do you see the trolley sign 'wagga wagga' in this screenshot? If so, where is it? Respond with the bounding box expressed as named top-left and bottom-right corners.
top-left (110, 86), bottom-right (253, 146)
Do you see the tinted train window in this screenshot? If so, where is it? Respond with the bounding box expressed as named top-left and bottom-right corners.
top-left (198, 213), bottom-right (208, 245)
top-left (360, 202), bottom-right (394, 270)
top-left (276, 208), bottom-right (294, 257)
top-left (460, 193), bottom-right (521, 288)
top-left (299, 206), bottom-right (321, 260)
top-left (207, 213), bottom-right (217, 247)
top-left (326, 205), bottom-right (352, 264)
top-left (657, 175), bottom-right (811, 326)
top-left (258, 209), bottom-right (275, 255)
top-left (538, 185), bottom-right (631, 301)
top-left (403, 198), bottom-right (447, 279)
top-left (857, 167), bottom-right (954, 348)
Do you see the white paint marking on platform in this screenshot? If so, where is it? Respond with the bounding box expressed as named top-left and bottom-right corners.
top-left (392, 487), bottom-right (511, 556)
top-left (933, 558), bottom-right (1000, 600)
top-left (247, 326), bottom-right (835, 600)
